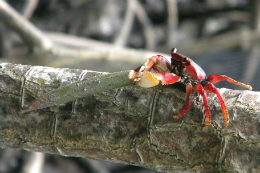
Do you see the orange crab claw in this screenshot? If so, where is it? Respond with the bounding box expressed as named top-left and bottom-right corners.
top-left (129, 71), bottom-right (159, 88)
top-left (129, 71), bottom-right (181, 88)
top-left (153, 73), bottom-right (180, 85)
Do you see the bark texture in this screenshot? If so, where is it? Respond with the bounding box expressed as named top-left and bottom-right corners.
top-left (0, 63), bottom-right (260, 173)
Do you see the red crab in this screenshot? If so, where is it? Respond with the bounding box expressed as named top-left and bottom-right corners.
top-left (129, 48), bottom-right (252, 128)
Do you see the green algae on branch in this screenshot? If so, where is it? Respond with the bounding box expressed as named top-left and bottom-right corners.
top-left (22, 70), bottom-right (132, 113)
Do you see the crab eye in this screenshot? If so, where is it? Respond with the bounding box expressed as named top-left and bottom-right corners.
top-left (171, 48), bottom-right (177, 54)
top-left (183, 57), bottom-right (187, 62)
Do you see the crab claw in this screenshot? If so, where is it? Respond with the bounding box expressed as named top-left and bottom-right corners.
top-left (129, 70), bottom-right (181, 88)
top-left (129, 71), bottom-right (159, 88)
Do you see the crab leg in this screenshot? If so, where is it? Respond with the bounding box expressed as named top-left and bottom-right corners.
top-left (173, 83), bottom-right (193, 119)
top-left (204, 83), bottom-right (229, 128)
top-left (208, 74), bottom-right (252, 90)
top-left (195, 83), bottom-right (211, 126)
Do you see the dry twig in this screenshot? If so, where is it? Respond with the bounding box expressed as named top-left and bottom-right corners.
top-left (113, 0), bottom-right (135, 47)
top-left (22, 0), bottom-right (39, 19)
top-left (166, 0), bottom-right (178, 46)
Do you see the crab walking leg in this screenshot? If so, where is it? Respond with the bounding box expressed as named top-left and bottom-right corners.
top-left (205, 83), bottom-right (229, 128)
top-left (128, 71), bottom-right (180, 88)
top-left (173, 83), bottom-right (193, 119)
top-left (208, 74), bottom-right (252, 90)
top-left (135, 55), bottom-right (172, 73)
top-left (195, 83), bottom-right (211, 126)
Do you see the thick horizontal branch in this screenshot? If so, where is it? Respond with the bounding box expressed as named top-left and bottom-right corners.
top-left (0, 63), bottom-right (260, 172)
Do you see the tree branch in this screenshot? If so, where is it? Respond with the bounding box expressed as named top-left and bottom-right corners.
top-left (0, 63), bottom-right (260, 172)
top-left (0, 0), bottom-right (53, 49)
